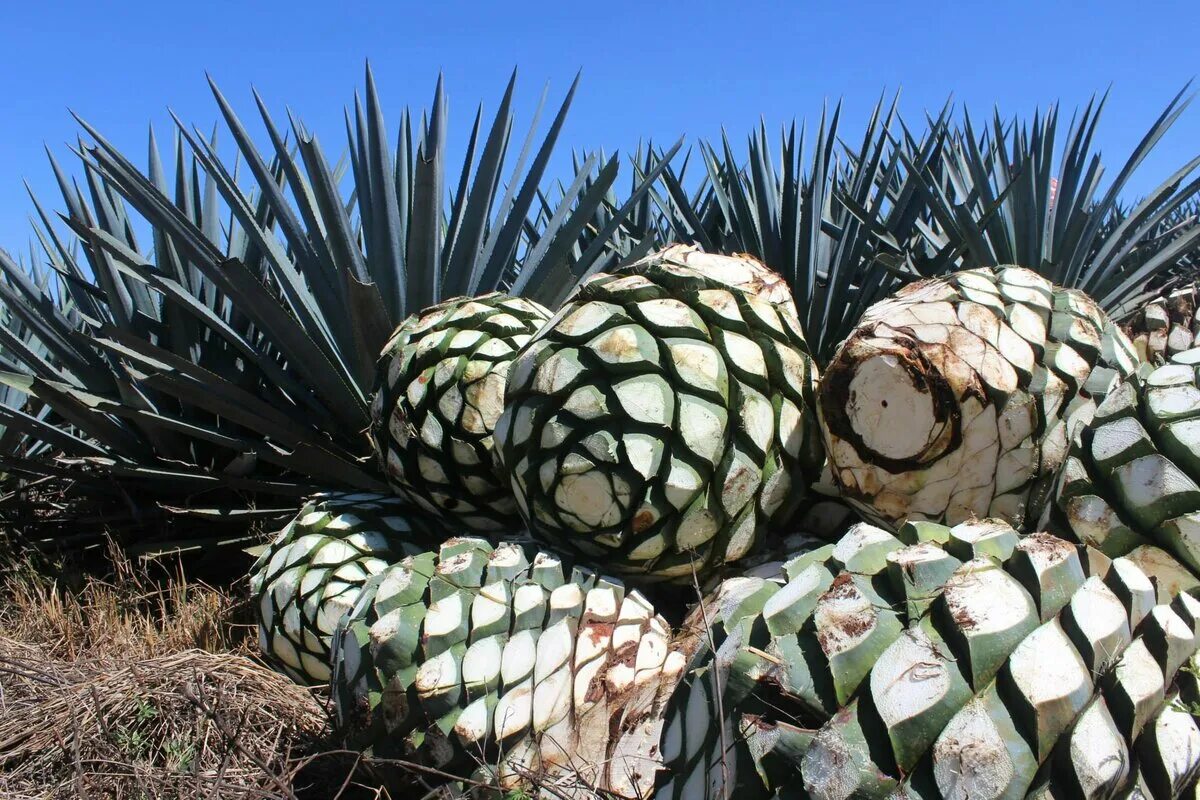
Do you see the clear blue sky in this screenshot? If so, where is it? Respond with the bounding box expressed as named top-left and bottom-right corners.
top-left (3, 0), bottom-right (1198, 257)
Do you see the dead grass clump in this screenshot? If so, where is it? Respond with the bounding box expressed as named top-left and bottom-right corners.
top-left (0, 542), bottom-right (381, 799)
top-left (0, 540), bottom-right (250, 662)
top-left (0, 644), bottom-right (339, 798)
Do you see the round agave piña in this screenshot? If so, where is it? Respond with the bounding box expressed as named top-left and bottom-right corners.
top-left (658, 519), bottom-right (1200, 799)
top-left (330, 537), bottom-right (685, 797)
top-left (494, 245), bottom-right (824, 581)
top-left (817, 266), bottom-right (1137, 531)
top-left (250, 493), bottom-right (433, 685)
top-left (1051, 345), bottom-right (1200, 598)
top-left (371, 292), bottom-right (551, 532)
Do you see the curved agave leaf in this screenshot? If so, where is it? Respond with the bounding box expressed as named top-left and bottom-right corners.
top-left (0, 70), bottom-right (650, 554)
top-left (651, 89), bottom-right (1200, 362)
top-left (913, 86), bottom-right (1200, 317)
top-left (645, 95), bottom-right (955, 360)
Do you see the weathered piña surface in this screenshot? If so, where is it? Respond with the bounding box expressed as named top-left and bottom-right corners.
top-left (250, 493), bottom-right (433, 685)
top-left (1125, 285), bottom-right (1199, 365)
top-left (658, 520), bottom-right (1200, 799)
top-left (330, 537), bottom-right (685, 798)
top-left (372, 292), bottom-right (551, 532)
top-left (495, 245), bottom-right (825, 581)
top-left (1051, 345), bottom-right (1200, 597)
top-left (818, 267), bottom-right (1137, 531)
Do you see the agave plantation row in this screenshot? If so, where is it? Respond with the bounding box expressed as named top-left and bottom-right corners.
top-left (0, 71), bottom-right (1199, 551)
top-left (5, 70), bottom-right (1200, 799)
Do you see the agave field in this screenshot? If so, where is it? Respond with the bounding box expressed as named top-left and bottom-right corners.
top-left (5, 68), bottom-right (1200, 798)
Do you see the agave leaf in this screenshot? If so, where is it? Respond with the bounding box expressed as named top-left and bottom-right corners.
top-left (472, 74), bottom-right (580, 296)
top-left (0, 371), bottom-right (148, 459)
top-left (363, 65), bottom-right (406, 318)
top-left (0, 404), bottom-right (109, 457)
top-left (1063, 84), bottom-right (1193, 287)
top-left (405, 75), bottom-right (445, 311)
top-left (442, 71), bottom-right (517, 297)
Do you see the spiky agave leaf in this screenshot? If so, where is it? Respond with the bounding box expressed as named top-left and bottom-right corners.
top-left (647, 98), bottom-right (956, 361)
top-left (371, 293), bottom-right (551, 531)
top-left (331, 537), bottom-right (685, 798)
top-left (249, 492), bottom-right (443, 685)
top-left (817, 266), bottom-right (1137, 532)
top-left (649, 90), bottom-right (1200, 364)
top-left (916, 88), bottom-right (1200, 318)
top-left (658, 519), bottom-right (1200, 799)
top-left (0, 70), bottom-right (653, 554)
top-left (1111, 195), bottom-right (1200, 296)
top-left (0, 250), bottom-right (66, 465)
top-left (494, 245), bottom-right (825, 581)
top-left (1050, 346), bottom-right (1200, 596)
top-left (531, 141), bottom-right (687, 283)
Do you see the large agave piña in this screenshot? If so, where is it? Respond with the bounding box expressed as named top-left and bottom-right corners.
top-left (494, 244), bottom-right (825, 581)
top-left (331, 536), bottom-right (684, 798)
top-left (1050, 346), bottom-right (1200, 597)
top-left (371, 293), bottom-right (551, 531)
top-left (818, 266), bottom-right (1137, 531)
top-left (250, 493), bottom-right (435, 684)
top-left (658, 519), bottom-right (1200, 799)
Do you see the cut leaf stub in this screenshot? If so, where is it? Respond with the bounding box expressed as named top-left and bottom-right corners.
top-left (1050, 345), bottom-right (1200, 593)
top-left (817, 266), bottom-right (1137, 531)
top-left (657, 519), bottom-right (1200, 800)
top-left (371, 292), bottom-right (551, 532)
top-left (494, 245), bottom-right (825, 581)
top-left (1125, 285), bottom-right (1200, 365)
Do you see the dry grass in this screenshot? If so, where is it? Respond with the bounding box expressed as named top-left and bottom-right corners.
top-left (0, 541), bottom-right (381, 799)
top-left (0, 540), bottom-right (249, 661)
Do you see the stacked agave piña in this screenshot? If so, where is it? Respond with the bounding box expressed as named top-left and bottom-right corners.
top-left (659, 519), bottom-right (1200, 799)
top-left (258, 289), bottom-right (550, 687)
top-left (247, 250), bottom-right (1200, 798)
top-left (817, 266), bottom-right (1137, 531)
top-left (250, 493), bottom-right (432, 684)
top-left (495, 245), bottom-right (824, 580)
top-left (371, 293), bottom-right (552, 531)
top-left (1051, 345), bottom-right (1200, 599)
top-left (330, 537), bottom-right (684, 798)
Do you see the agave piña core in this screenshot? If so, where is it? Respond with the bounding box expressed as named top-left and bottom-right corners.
top-left (494, 245), bottom-right (824, 580)
top-left (331, 536), bottom-right (683, 797)
top-left (250, 493), bottom-right (429, 684)
top-left (818, 266), bottom-right (1137, 530)
top-left (371, 293), bottom-right (551, 532)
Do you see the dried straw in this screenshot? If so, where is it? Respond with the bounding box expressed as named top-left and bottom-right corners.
top-left (0, 642), bottom-right (336, 799)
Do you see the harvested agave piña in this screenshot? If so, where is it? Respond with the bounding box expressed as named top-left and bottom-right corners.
top-left (818, 266), bottom-right (1137, 531)
top-left (250, 493), bottom-right (434, 685)
top-left (1051, 346), bottom-right (1200, 597)
top-left (658, 519), bottom-right (1200, 799)
top-left (331, 537), bottom-right (685, 798)
top-left (371, 293), bottom-right (551, 532)
top-left (494, 244), bottom-right (824, 581)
